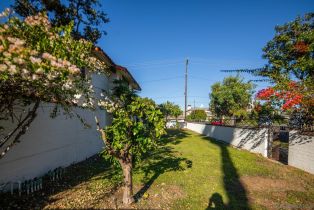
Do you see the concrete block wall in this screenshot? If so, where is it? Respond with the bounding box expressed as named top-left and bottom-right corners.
top-left (288, 130), bottom-right (314, 174)
top-left (186, 122), bottom-right (269, 157)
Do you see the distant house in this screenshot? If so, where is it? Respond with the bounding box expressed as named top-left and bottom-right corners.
top-left (0, 47), bottom-right (140, 186)
top-left (246, 98), bottom-right (255, 113)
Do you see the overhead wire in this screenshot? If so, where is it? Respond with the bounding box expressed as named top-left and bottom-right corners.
top-left (121, 59), bottom-right (183, 68)
top-left (125, 59), bottom-right (268, 105)
top-left (140, 76), bottom-right (184, 83)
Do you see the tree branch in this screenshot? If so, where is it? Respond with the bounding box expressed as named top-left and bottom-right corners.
top-left (94, 116), bottom-right (121, 158)
top-left (0, 100), bottom-right (40, 159)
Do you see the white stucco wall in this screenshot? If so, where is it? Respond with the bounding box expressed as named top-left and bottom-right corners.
top-left (288, 130), bottom-right (314, 174)
top-left (186, 122), bottom-right (268, 157)
top-left (0, 73), bottom-right (110, 184)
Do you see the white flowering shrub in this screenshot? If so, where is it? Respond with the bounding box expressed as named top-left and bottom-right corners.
top-left (0, 9), bottom-right (109, 157)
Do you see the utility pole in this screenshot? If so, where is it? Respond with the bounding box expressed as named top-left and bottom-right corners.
top-left (184, 58), bottom-right (189, 120)
top-left (193, 99), bottom-right (195, 120)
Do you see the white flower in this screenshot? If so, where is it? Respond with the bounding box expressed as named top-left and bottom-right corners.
top-left (62, 60), bottom-right (71, 67)
top-left (13, 57), bottom-right (24, 64)
top-left (30, 50), bottom-right (38, 56)
top-left (0, 64), bottom-right (7, 72)
top-left (15, 39), bottom-right (25, 46)
top-left (9, 65), bottom-right (17, 74)
top-left (7, 37), bottom-right (16, 44)
top-left (74, 94), bottom-right (82, 99)
top-left (22, 68), bottom-right (28, 74)
top-left (35, 68), bottom-right (44, 75)
top-left (32, 74), bottom-right (38, 80)
top-left (30, 56), bottom-right (42, 64)
top-left (3, 52), bottom-right (11, 58)
top-left (68, 65), bottom-right (80, 74)
top-left (42, 52), bottom-right (52, 60)
top-left (47, 73), bottom-right (55, 80)
top-left (62, 82), bottom-right (71, 90)
top-left (98, 101), bottom-right (104, 106)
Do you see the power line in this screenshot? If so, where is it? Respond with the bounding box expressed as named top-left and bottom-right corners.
top-left (140, 75), bottom-right (214, 84)
top-left (121, 59), bottom-right (183, 67)
top-left (189, 95), bottom-right (209, 98)
top-left (140, 76), bottom-right (184, 83)
top-left (189, 75), bottom-right (218, 81)
top-left (151, 96), bottom-right (184, 99)
top-left (150, 96), bottom-right (208, 99)
top-left (125, 63), bottom-right (182, 69)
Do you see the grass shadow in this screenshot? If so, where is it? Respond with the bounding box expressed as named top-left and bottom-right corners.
top-left (0, 155), bottom-right (121, 209)
top-left (206, 192), bottom-right (227, 209)
top-left (159, 129), bottom-right (191, 146)
top-left (134, 130), bottom-right (192, 201)
top-left (2, 129), bottom-right (192, 208)
top-left (199, 135), bottom-right (250, 210)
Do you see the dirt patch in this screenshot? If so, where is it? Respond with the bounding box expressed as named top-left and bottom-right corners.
top-left (249, 193), bottom-right (285, 210)
top-left (136, 183), bottom-right (185, 209)
top-left (241, 176), bottom-right (305, 192)
top-left (43, 183), bottom-right (184, 209)
top-left (43, 181), bottom-right (120, 209)
top-left (241, 176), bottom-right (311, 210)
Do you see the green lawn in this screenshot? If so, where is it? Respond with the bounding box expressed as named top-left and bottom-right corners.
top-left (2, 129), bottom-right (314, 209)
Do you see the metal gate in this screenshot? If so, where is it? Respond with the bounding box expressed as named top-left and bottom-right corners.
top-left (269, 126), bottom-right (289, 164)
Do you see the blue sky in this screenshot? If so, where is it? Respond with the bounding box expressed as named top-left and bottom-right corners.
top-left (1, 0), bottom-right (313, 108)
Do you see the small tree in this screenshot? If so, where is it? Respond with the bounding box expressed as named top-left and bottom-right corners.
top-left (96, 84), bottom-right (165, 205)
top-left (172, 104), bottom-right (183, 123)
top-left (209, 76), bottom-right (254, 118)
top-left (186, 109), bottom-right (207, 122)
top-left (159, 101), bottom-right (172, 121)
top-left (159, 101), bottom-right (182, 122)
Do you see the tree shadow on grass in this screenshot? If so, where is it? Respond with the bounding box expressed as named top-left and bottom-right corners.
top-left (134, 131), bottom-right (192, 202)
top-left (0, 155), bottom-right (121, 209)
top-left (1, 129), bottom-right (191, 208)
top-left (159, 129), bottom-right (191, 146)
top-left (200, 136), bottom-right (250, 210)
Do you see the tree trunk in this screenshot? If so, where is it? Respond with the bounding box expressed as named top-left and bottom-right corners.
top-left (176, 117), bottom-right (179, 129)
top-left (121, 160), bottom-right (134, 205)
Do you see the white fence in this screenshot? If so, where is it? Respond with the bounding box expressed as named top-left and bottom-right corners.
top-left (289, 130), bottom-right (314, 174)
top-left (0, 74), bottom-right (110, 185)
top-left (186, 122), bottom-right (269, 157)
top-left (186, 122), bottom-right (314, 174)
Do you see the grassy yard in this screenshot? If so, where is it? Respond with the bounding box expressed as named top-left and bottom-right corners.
top-left (2, 129), bottom-right (314, 209)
